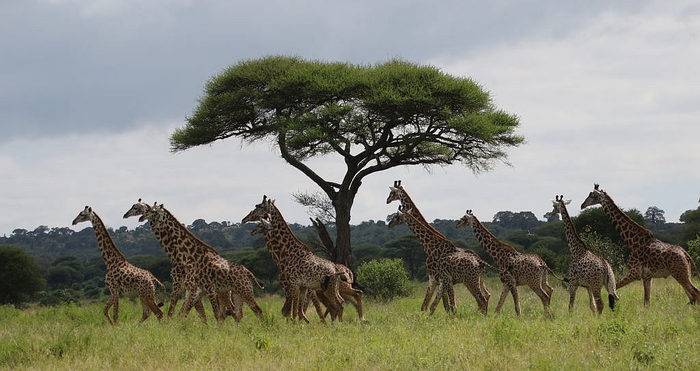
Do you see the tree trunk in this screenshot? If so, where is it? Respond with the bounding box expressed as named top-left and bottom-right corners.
top-left (333, 196), bottom-right (353, 269)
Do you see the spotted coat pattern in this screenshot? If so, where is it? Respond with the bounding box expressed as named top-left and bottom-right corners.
top-left (72, 206), bottom-right (165, 325)
top-left (581, 184), bottom-right (700, 306)
top-left (456, 210), bottom-right (556, 315)
top-left (551, 195), bottom-right (618, 314)
top-left (388, 207), bottom-right (491, 315)
top-left (139, 204), bottom-right (264, 322)
top-left (386, 180), bottom-right (490, 311)
top-left (243, 197), bottom-right (345, 323)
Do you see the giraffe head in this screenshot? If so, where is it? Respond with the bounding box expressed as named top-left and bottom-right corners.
top-left (386, 180), bottom-right (403, 204)
top-left (250, 214), bottom-right (273, 236)
top-left (386, 205), bottom-right (409, 228)
top-left (242, 195), bottom-right (274, 223)
top-left (139, 202), bottom-right (166, 224)
top-left (581, 184), bottom-right (605, 209)
top-left (72, 206), bottom-right (95, 225)
top-left (455, 210), bottom-right (477, 229)
top-left (123, 198), bottom-right (150, 219)
top-left (550, 195), bottom-right (572, 216)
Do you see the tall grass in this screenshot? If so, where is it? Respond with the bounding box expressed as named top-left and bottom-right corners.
top-left (1, 278), bottom-right (699, 370)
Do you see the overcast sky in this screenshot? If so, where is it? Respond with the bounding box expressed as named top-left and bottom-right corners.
top-left (2, 0), bottom-right (699, 236)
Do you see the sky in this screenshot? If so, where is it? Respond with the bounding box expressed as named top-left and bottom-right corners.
top-left (2, 0), bottom-right (700, 236)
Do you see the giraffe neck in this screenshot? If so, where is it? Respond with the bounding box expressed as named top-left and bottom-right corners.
top-left (150, 208), bottom-right (219, 264)
top-left (149, 221), bottom-right (179, 261)
top-left (403, 212), bottom-right (455, 257)
top-left (469, 215), bottom-right (517, 265)
top-left (599, 192), bottom-right (654, 248)
top-left (558, 203), bottom-right (587, 257)
top-left (90, 212), bottom-right (127, 268)
top-left (266, 204), bottom-right (307, 261)
top-left (398, 188), bottom-right (444, 236)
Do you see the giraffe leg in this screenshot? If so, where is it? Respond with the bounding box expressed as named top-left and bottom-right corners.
top-left (430, 283), bottom-right (445, 315)
top-left (240, 289), bottom-right (263, 318)
top-left (615, 271), bottom-right (640, 290)
top-left (138, 296), bottom-right (152, 324)
top-left (530, 284), bottom-right (550, 315)
top-left (465, 281), bottom-right (488, 315)
top-left (168, 284), bottom-right (182, 318)
top-left (642, 278), bottom-right (652, 307)
top-left (103, 296), bottom-right (117, 326)
top-left (312, 291), bottom-right (330, 323)
top-left (113, 298), bottom-right (120, 325)
top-left (342, 287), bottom-right (365, 322)
top-left (670, 267), bottom-right (700, 305)
top-left (568, 283), bottom-right (578, 313)
top-left (510, 285), bottom-right (522, 316)
top-left (296, 288), bottom-right (311, 323)
top-left (422, 276), bottom-right (437, 312)
top-left (542, 276), bottom-right (554, 306)
top-left (495, 284), bottom-right (510, 314)
top-left (593, 288), bottom-right (604, 315)
top-left (231, 294), bottom-right (244, 322)
top-left (447, 284), bottom-right (457, 313)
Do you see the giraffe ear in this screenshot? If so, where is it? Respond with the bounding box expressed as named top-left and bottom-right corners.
top-left (552, 200), bottom-right (558, 206)
top-left (564, 199), bottom-right (572, 205)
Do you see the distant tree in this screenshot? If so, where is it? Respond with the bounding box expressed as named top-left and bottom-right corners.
top-left (574, 206), bottom-right (645, 247)
top-left (170, 56), bottom-right (523, 268)
top-left (384, 235), bottom-right (427, 280)
top-left (0, 245), bottom-right (46, 306)
top-left (544, 211), bottom-right (560, 222)
top-left (680, 207), bottom-right (700, 244)
top-left (644, 206), bottom-right (666, 225)
top-left (492, 211), bottom-right (540, 230)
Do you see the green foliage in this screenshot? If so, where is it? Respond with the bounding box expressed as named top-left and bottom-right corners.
top-left (680, 207), bottom-right (700, 244)
top-left (687, 236), bottom-right (700, 270)
top-left (0, 245), bottom-right (46, 306)
top-left (38, 288), bottom-right (83, 307)
top-left (579, 231), bottom-right (627, 273)
top-left (574, 206), bottom-right (646, 247)
top-left (357, 258), bottom-right (413, 301)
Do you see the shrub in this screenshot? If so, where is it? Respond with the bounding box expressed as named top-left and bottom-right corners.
top-left (687, 236), bottom-right (700, 273)
top-left (356, 258), bottom-right (412, 301)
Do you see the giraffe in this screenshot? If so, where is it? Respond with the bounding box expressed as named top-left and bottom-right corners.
top-left (123, 198), bottom-right (227, 321)
top-left (387, 206), bottom-right (492, 315)
top-left (551, 195), bottom-right (618, 314)
top-left (386, 180), bottom-right (490, 312)
top-left (251, 215), bottom-right (365, 322)
top-left (456, 210), bottom-right (558, 315)
top-left (72, 206), bottom-right (165, 325)
top-left (123, 199), bottom-right (213, 320)
top-left (581, 184), bottom-right (700, 306)
top-left (242, 196), bottom-right (347, 323)
top-left (137, 203), bottom-right (264, 322)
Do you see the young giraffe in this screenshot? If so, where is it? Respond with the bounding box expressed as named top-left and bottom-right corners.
top-left (72, 206), bottom-right (165, 325)
top-left (388, 206), bottom-right (491, 315)
top-left (138, 203), bottom-right (264, 322)
top-left (386, 180), bottom-right (490, 312)
top-left (242, 196), bottom-right (346, 323)
top-left (551, 195), bottom-right (618, 314)
top-left (251, 215), bottom-right (365, 322)
top-left (581, 184), bottom-right (700, 306)
top-left (456, 210), bottom-right (559, 315)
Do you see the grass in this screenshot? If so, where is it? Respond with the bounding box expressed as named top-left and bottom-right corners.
top-left (1, 277), bottom-right (700, 370)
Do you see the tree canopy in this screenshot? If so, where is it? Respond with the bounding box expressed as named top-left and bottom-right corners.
top-left (0, 245), bottom-right (46, 306)
top-left (171, 56), bottom-right (524, 266)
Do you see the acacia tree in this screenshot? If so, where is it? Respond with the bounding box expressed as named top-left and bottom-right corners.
top-left (170, 56), bottom-right (524, 268)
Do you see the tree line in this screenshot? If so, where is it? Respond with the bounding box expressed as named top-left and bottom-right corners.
top-left (3, 205), bottom-right (700, 307)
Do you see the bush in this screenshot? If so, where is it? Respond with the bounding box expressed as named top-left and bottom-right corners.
top-left (356, 258), bottom-right (412, 301)
top-left (38, 289), bottom-right (83, 307)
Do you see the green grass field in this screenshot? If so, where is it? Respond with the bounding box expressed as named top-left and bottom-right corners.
top-left (2, 278), bottom-right (699, 370)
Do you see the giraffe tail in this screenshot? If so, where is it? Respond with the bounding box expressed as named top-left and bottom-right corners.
top-left (248, 270), bottom-right (265, 290)
top-left (154, 276), bottom-right (167, 307)
top-left (545, 266), bottom-right (565, 282)
top-left (481, 260), bottom-right (499, 273)
top-left (603, 261), bottom-right (618, 310)
top-left (682, 247), bottom-right (700, 281)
